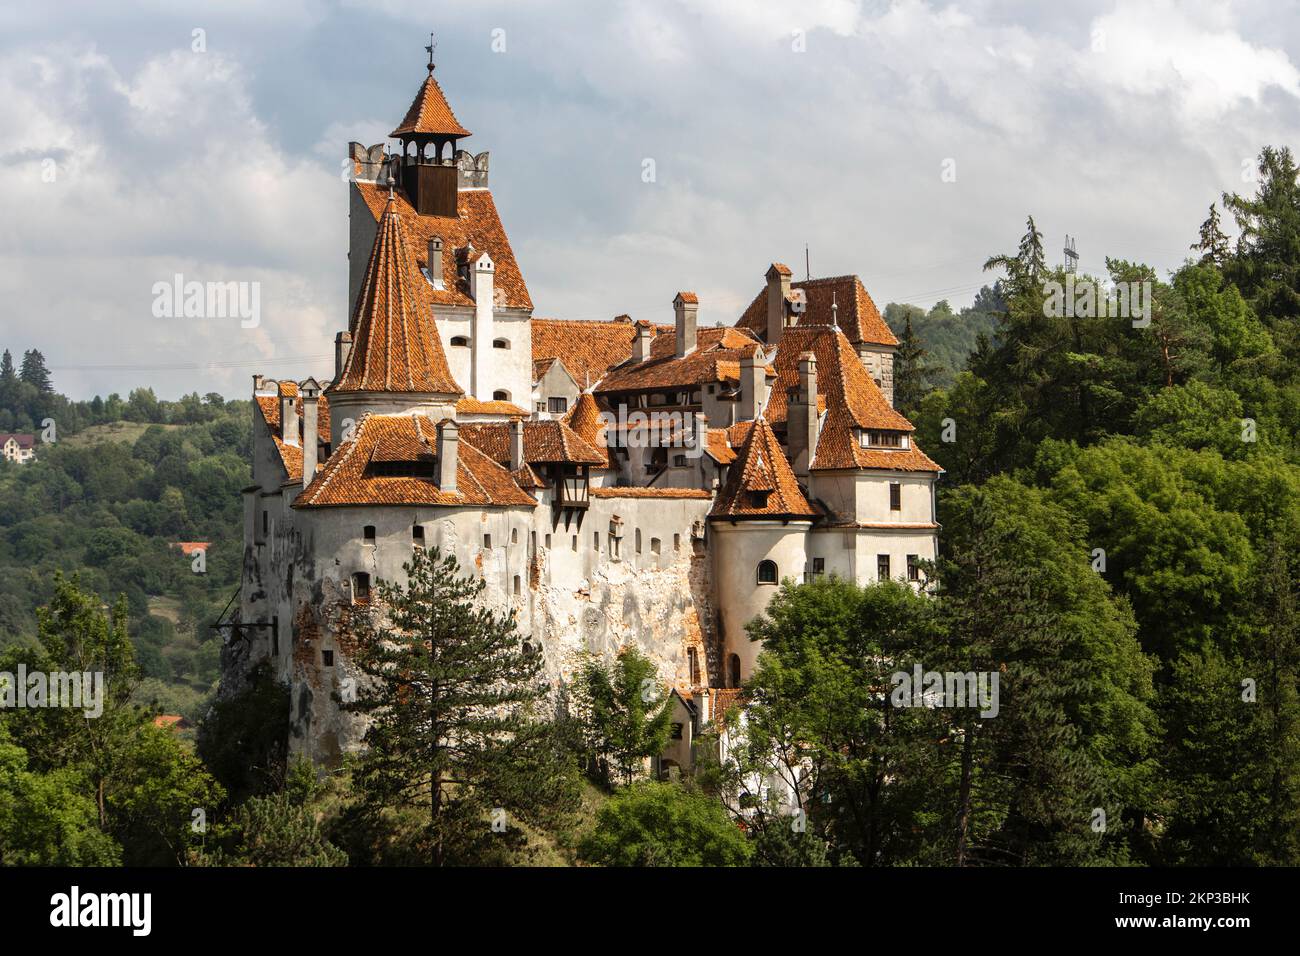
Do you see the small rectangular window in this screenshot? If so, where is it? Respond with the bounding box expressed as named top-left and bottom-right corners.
top-left (907, 555), bottom-right (921, 581)
top-left (483, 533), bottom-right (492, 549)
top-left (651, 537), bottom-right (661, 555)
top-left (877, 554), bottom-right (891, 581)
top-left (364, 525), bottom-right (376, 543)
top-left (674, 534), bottom-right (681, 551)
top-left (594, 531), bottom-right (600, 550)
top-left (271, 615), bottom-right (279, 656)
top-left (572, 535), bottom-right (578, 551)
top-left (670, 723), bottom-right (684, 741)
top-left (322, 649), bottom-right (334, 667)
top-left (548, 397), bottom-right (568, 414)
top-left (889, 483), bottom-right (901, 511)
top-left (412, 525), bottom-right (425, 546)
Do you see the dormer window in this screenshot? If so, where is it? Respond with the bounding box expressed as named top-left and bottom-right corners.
top-left (860, 430), bottom-right (907, 449)
top-left (747, 490), bottom-right (770, 509)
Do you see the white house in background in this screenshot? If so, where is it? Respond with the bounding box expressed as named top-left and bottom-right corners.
top-left (224, 52), bottom-right (942, 768)
top-left (0, 434), bottom-right (36, 464)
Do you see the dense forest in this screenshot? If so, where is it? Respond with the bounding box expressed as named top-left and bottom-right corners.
top-left (3, 145), bottom-right (1300, 867)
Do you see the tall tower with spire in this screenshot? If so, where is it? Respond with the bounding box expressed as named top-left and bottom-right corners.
top-left (389, 34), bottom-right (472, 218)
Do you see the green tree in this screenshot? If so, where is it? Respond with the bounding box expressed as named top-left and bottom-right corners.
top-left (578, 781), bottom-right (751, 866)
top-left (1192, 202), bottom-right (1231, 267)
top-left (892, 313), bottom-right (940, 413)
top-left (18, 350), bottom-right (52, 393)
top-left (573, 647), bottom-right (673, 788)
top-left (346, 547), bottom-right (579, 865)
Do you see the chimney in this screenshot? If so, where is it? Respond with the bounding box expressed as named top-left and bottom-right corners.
top-left (252, 374), bottom-right (265, 393)
top-left (633, 320), bottom-right (653, 363)
top-left (279, 382), bottom-right (299, 448)
top-left (437, 419), bottom-right (459, 493)
top-left (696, 688), bottom-right (710, 726)
top-left (510, 417), bottom-right (525, 471)
top-left (674, 292), bottom-right (698, 359)
top-left (299, 378), bottom-right (321, 488)
top-left (427, 236), bottom-right (444, 289)
top-left (738, 350), bottom-right (765, 421)
top-left (788, 352), bottom-right (819, 478)
top-left (470, 252), bottom-right (495, 400)
top-left (765, 263), bottom-right (792, 345)
top-left (334, 330), bottom-right (352, 382)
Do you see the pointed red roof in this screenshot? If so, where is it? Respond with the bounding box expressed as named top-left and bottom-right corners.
top-left (334, 197), bottom-right (462, 395)
top-left (390, 73), bottom-right (472, 138)
top-left (710, 417), bottom-right (820, 520)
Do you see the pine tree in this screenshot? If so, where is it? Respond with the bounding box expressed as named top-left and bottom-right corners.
top-left (983, 215), bottom-right (1046, 295)
top-left (18, 349), bottom-right (52, 393)
top-left (1222, 146), bottom-right (1300, 336)
top-left (1191, 202), bottom-right (1231, 266)
top-left (0, 350), bottom-right (14, 383)
top-left (345, 547), bottom-right (579, 865)
top-left (892, 313), bottom-right (939, 413)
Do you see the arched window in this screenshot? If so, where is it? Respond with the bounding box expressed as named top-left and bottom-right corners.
top-left (756, 560), bottom-right (778, 585)
top-left (728, 653), bottom-right (741, 688)
top-left (492, 389), bottom-right (510, 402)
top-left (492, 338), bottom-right (510, 349)
top-left (450, 335), bottom-right (469, 347)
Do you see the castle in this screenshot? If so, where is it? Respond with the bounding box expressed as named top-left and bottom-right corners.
top-left (229, 56), bottom-right (942, 766)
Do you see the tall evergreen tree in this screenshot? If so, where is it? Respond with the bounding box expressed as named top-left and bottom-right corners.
top-left (18, 349), bottom-right (52, 393)
top-left (1191, 202), bottom-right (1231, 266)
top-left (345, 547), bottom-right (579, 865)
top-left (0, 350), bottom-right (15, 383)
top-left (892, 313), bottom-right (939, 413)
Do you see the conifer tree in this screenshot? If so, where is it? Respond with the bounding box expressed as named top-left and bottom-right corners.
top-left (18, 349), bottom-right (52, 393)
top-left (346, 547), bottom-right (579, 865)
top-left (892, 313), bottom-right (939, 413)
top-left (1191, 202), bottom-right (1231, 266)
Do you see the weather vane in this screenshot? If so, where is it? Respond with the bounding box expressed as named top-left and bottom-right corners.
top-left (425, 32), bottom-right (436, 73)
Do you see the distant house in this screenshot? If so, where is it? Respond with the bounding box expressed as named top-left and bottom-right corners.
top-left (171, 542), bottom-right (210, 556)
top-left (152, 714), bottom-right (190, 731)
top-left (0, 433), bottom-right (35, 464)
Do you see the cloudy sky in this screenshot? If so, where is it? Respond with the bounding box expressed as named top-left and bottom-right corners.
top-left (1, 0), bottom-right (1297, 400)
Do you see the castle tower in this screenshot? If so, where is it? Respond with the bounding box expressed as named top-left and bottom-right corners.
top-left (708, 417), bottom-right (820, 686)
top-left (389, 48), bottom-right (472, 218)
top-left (328, 194), bottom-right (463, 444)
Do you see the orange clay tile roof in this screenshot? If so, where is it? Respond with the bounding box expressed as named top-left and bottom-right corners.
top-left (595, 326), bottom-right (764, 394)
top-left (455, 397), bottom-right (528, 416)
top-left (531, 318), bottom-right (673, 388)
top-left (710, 417), bottom-right (820, 519)
top-left (354, 182), bottom-right (532, 312)
top-left (171, 542), bottom-right (210, 556)
top-left (705, 428), bottom-right (737, 464)
top-left (564, 392), bottom-right (612, 467)
top-left (821, 521), bottom-right (940, 530)
top-left (390, 72), bottom-right (472, 138)
top-left (675, 291), bottom-right (698, 304)
top-left (458, 419), bottom-right (606, 466)
top-left (762, 325), bottom-right (941, 473)
top-left (255, 385), bottom-right (333, 481)
top-left (705, 688), bottom-right (745, 731)
top-left (738, 274), bottom-right (898, 347)
top-left (295, 414), bottom-right (535, 509)
top-left (589, 487), bottom-right (713, 499)
top-left (152, 714), bottom-right (185, 730)
top-left (334, 196), bottom-right (462, 394)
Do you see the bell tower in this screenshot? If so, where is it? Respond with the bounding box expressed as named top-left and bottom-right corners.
top-left (389, 35), bottom-right (471, 218)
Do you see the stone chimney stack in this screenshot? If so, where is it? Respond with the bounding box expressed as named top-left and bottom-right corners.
top-left (334, 331), bottom-right (352, 383)
top-left (738, 350), bottom-right (765, 421)
top-left (788, 352), bottom-right (819, 478)
top-left (510, 417), bottom-right (525, 471)
top-left (765, 263), bottom-right (792, 345)
top-left (299, 378), bottom-right (322, 489)
top-left (437, 420), bottom-right (459, 493)
top-left (674, 292), bottom-right (698, 359)
top-left (427, 237), bottom-right (444, 289)
top-left (633, 320), bottom-right (653, 363)
top-left (696, 688), bottom-right (710, 726)
top-left (470, 251), bottom-right (495, 400)
top-left (279, 382), bottom-right (299, 448)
